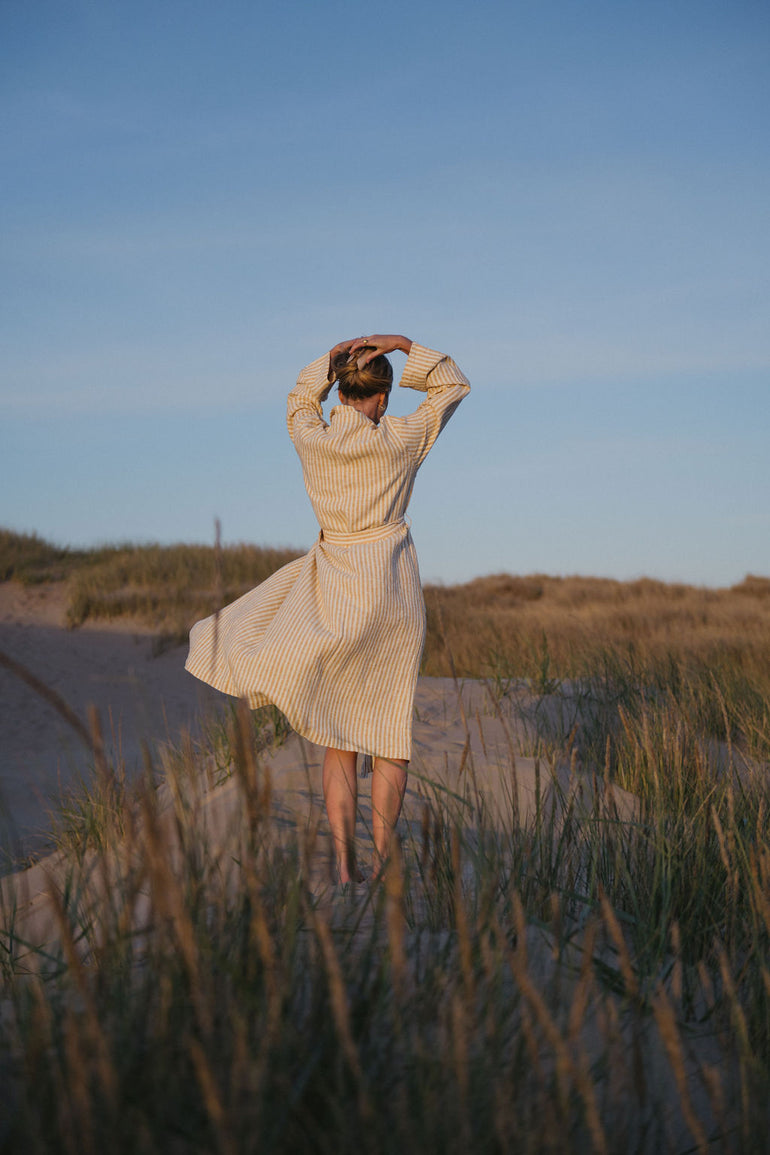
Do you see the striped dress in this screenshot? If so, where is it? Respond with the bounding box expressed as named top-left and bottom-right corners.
top-left (185, 343), bottom-right (470, 760)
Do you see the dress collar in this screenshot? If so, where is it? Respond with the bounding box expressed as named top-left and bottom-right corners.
top-left (330, 405), bottom-right (380, 428)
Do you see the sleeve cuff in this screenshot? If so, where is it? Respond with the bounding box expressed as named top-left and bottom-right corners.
top-left (398, 343), bottom-right (448, 392)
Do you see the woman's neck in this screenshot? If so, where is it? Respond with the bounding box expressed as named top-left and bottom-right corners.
top-left (339, 393), bottom-right (387, 424)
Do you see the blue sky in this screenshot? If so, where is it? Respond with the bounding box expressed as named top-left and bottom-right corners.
top-left (2, 0), bottom-right (768, 585)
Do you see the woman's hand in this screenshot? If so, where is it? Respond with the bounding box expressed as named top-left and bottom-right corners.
top-left (349, 334), bottom-right (413, 365)
top-left (326, 338), bottom-right (359, 388)
top-left (328, 338), bottom-right (358, 361)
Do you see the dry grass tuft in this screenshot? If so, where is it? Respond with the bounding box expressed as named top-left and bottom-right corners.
top-left (0, 528), bottom-right (303, 639)
top-left (423, 570), bottom-right (770, 687)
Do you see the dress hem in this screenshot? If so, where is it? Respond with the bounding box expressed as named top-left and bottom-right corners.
top-left (184, 661), bottom-right (412, 762)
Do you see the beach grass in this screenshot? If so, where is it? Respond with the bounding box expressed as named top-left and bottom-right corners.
top-left (1, 688), bottom-right (769, 1151)
top-left (0, 528), bottom-right (303, 639)
top-left (1, 530), bottom-right (770, 1150)
top-left (1, 690), bottom-right (768, 1149)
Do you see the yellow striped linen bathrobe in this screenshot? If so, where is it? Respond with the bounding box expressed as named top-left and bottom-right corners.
top-left (185, 343), bottom-right (470, 760)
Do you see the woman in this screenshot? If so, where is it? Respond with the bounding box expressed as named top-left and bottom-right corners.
top-left (185, 333), bottom-right (470, 883)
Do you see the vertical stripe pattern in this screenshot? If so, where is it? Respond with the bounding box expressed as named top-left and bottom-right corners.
top-left (185, 343), bottom-right (470, 759)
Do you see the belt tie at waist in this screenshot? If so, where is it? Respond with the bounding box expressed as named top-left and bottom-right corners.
top-left (320, 518), bottom-right (408, 546)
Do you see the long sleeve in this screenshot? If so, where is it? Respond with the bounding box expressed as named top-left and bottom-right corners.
top-left (398, 343), bottom-right (471, 466)
top-left (286, 353), bottom-right (332, 446)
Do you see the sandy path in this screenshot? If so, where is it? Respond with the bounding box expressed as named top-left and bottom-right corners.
top-left (0, 582), bottom-right (222, 863)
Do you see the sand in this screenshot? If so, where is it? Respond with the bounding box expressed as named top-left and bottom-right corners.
top-left (0, 581), bottom-right (222, 864)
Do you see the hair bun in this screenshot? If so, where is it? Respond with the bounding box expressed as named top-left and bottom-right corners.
top-left (332, 349), bottom-right (393, 401)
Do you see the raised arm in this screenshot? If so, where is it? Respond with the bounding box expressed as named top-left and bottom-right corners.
top-left (395, 342), bottom-right (471, 465)
top-left (286, 354), bottom-right (330, 445)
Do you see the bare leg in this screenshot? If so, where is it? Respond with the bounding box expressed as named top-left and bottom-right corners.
top-left (322, 747), bottom-right (358, 884)
top-left (371, 758), bottom-right (408, 878)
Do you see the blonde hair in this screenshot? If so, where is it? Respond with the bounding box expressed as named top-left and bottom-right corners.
top-left (330, 348), bottom-right (393, 401)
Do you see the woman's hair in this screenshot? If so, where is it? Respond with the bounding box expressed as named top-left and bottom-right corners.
top-left (330, 348), bottom-right (393, 401)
